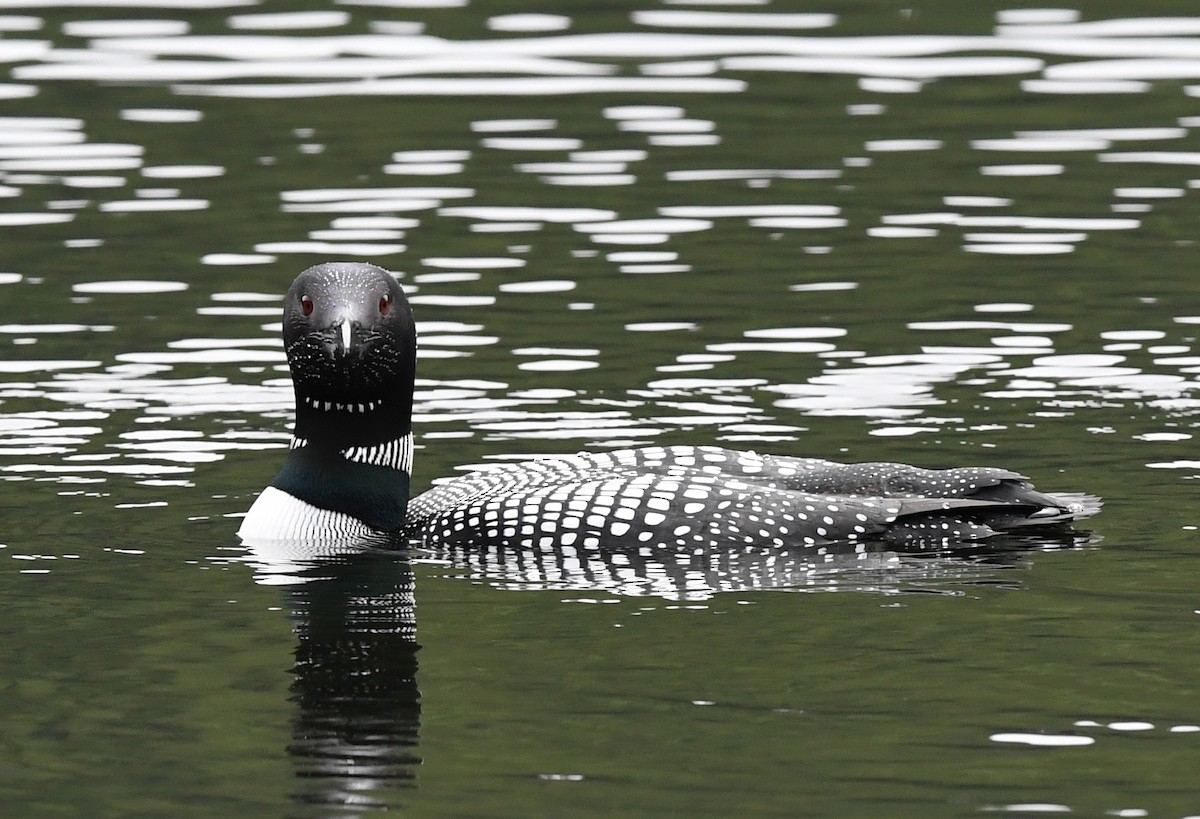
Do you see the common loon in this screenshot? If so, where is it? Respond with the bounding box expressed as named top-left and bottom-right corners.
top-left (238, 262), bottom-right (1100, 547)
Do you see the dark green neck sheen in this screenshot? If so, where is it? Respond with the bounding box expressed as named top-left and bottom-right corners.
top-left (272, 446), bottom-right (410, 532)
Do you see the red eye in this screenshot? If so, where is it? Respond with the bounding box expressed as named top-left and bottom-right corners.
top-left (300, 295), bottom-right (314, 316)
top-left (379, 294), bottom-right (392, 316)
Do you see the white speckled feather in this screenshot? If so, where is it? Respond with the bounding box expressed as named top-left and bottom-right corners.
top-left (403, 445), bottom-right (1099, 550)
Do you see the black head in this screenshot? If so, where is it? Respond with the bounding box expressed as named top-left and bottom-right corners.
top-left (283, 262), bottom-right (416, 447)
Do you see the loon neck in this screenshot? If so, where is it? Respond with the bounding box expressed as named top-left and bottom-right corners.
top-left (292, 386), bottom-right (413, 449)
top-left (289, 430), bottom-right (414, 472)
top-left (273, 428), bottom-right (415, 533)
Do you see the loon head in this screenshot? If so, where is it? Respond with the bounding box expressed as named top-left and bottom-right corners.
top-left (238, 262), bottom-right (416, 541)
top-left (284, 261), bottom-right (416, 449)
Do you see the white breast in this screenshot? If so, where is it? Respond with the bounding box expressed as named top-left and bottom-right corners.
top-left (237, 485), bottom-right (377, 541)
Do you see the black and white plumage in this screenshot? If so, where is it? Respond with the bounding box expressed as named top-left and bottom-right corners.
top-left (404, 446), bottom-right (1098, 551)
top-left (239, 262), bottom-right (416, 541)
top-left (239, 262), bottom-right (1101, 549)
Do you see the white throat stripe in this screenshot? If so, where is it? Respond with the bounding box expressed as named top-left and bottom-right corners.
top-left (340, 432), bottom-right (414, 472)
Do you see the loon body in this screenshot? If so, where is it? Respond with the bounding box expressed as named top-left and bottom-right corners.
top-left (238, 262), bottom-right (1100, 548)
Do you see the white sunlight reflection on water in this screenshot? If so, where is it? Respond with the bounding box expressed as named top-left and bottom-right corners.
top-left (6, 7), bottom-right (1200, 818)
top-left (3, 5), bottom-right (1200, 492)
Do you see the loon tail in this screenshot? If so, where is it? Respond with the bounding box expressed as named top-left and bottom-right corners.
top-left (884, 491), bottom-right (1102, 546)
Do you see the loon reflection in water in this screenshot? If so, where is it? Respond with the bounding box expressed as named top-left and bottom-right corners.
top-left (247, 529), bottom-right (1093, 605)
top-left (281, 550), bottom-right (420, 810)
top-left (237, 262), bottom-right (1101, 555)
top-left (244, 527), bottom-right (1082, 810)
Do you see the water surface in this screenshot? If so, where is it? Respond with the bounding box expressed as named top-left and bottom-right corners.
top-left (3, 1), bottom-right (1200, 815)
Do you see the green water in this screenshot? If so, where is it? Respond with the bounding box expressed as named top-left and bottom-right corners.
top-left (3, 1), bottom-right (1200, 815)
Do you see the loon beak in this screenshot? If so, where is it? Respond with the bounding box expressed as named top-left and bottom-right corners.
top-left (319, 318), bottom-right (355, 359)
